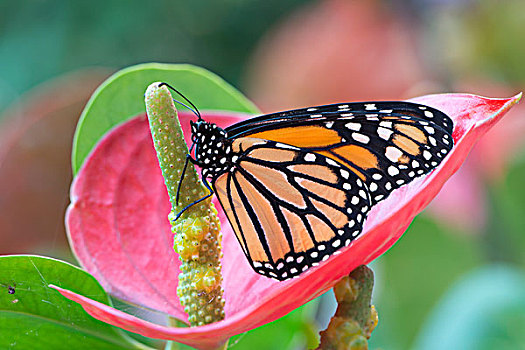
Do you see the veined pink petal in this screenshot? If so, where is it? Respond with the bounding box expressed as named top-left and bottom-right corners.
top-left (59, 94), bottom-right (520, 350)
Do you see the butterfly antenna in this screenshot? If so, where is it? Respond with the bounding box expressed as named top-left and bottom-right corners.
top-left (159, 82), bottom-right (202, 120)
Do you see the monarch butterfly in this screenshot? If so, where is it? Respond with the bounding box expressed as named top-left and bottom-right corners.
top-left (165, 84), bottom-right (454, 281)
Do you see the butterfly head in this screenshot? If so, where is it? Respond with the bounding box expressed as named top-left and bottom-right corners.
top-left (190, 120), bottom-right (231, 178)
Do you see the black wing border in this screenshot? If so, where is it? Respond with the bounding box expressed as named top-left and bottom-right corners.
top-left (225, 101), bottom-right (453, 139)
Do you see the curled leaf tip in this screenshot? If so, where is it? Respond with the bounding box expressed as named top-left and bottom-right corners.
top-left (145, 82), bottom-right (225, 326)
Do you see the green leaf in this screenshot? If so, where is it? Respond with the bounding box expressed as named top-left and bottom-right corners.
top-left (72, 63), bottom-right (259, 174)
top-left (368, 217), bottom-right (483, 350)
top-left (0, 255), bottom-right (152, 350)
top-left (412, 264), bottom-right (525, 350)
top-left (228, 299), bottom-right (319, 350)
top-left (489, 160), bottom-right (525, 267)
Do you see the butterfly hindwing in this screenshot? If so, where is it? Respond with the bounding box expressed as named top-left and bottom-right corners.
top-left (213, 138), bottom-right (371, 280)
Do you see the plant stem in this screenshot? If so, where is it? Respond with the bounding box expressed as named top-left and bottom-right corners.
top-left (317, 265), bottom-right (378, 350)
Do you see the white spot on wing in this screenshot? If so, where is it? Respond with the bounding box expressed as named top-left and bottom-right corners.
top-left (326, 159), bottom-right (340, 167)
top-left (345, 122), bottom-right (361, 131)
top-left (276, 143), bottom-right (299, 150)
top-left (352, 133), bottom-right (370, 144)
top-left (424, 110), bottom-right (434, 118)
top-left (388, 166), bottom-right (399, 176)
top-left (305, 153), bottom-right (316, 162)
top-left (385, 146), bottom-right (403, 162)
top-left (424, 126), bottom-right (435, 134)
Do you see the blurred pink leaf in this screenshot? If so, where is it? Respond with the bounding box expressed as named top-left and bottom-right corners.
top-left (54, 94), bottom-right (519, 349)
top-left (0, 69), bottom-right (109, 254)
top-left (246, 0), bottom-right (427, 112)
top-left (427, 157), bottom-right (487, 232)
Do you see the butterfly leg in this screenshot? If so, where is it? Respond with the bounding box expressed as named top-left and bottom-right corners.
top-left (172, 169), bottom-right (215, 222)
top-left (175, 154), bottom-right (192, 206)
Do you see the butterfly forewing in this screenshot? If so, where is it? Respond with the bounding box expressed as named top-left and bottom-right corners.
top-left (234, 102), bottom-right (454, 206)
top-left (213, 139), bottom-right (371, 280)
top-left (226, 102), bottom-right (453, 139)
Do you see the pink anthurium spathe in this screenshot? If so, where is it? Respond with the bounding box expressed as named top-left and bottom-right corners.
top-left (54, 93), bottom-right (520, 350)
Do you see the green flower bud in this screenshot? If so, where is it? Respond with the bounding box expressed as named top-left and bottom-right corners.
top-left (145, 82), bottom-right (225, 326)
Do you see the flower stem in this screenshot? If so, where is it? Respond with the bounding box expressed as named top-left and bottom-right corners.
top-left (145, 82), bottom-right (225, 326)
top-left (317, 265), bottom-right (378, 350)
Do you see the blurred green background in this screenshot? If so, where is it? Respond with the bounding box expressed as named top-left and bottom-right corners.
top-left (1, 0), bottom-right (524, 349)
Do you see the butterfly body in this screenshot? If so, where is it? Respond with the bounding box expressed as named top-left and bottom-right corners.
top-left (186, 101), bottom-right (454, 280)
top-left (190, 120), bottom-right (232, 179)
